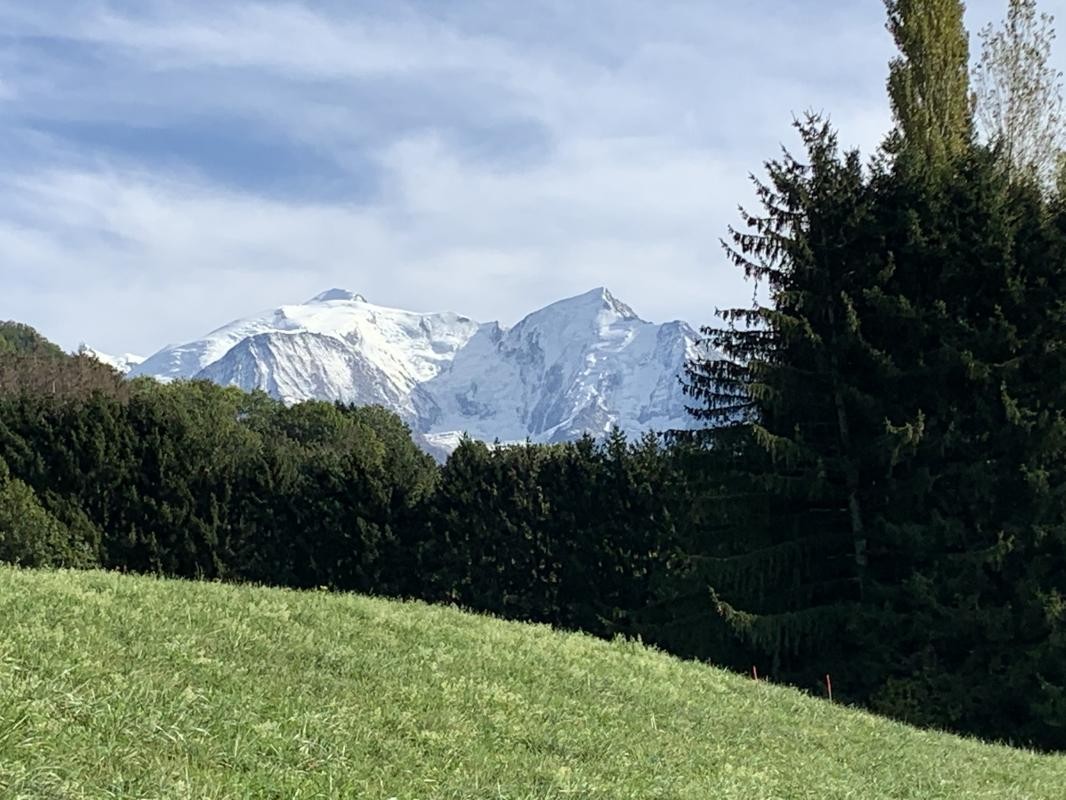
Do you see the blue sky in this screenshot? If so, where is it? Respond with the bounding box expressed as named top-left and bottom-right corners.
top-left (0, 0), bottom-right (1049, 355)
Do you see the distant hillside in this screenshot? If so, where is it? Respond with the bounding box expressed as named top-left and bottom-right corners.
top-left (0, 322), bottom-right (126, 398)
top-left (1, 567), bottom-right (1062, 798)
top-left (0, 320), bottom-right (65, 359)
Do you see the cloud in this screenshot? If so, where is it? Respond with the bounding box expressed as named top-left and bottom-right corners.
top-left (4, 0), bottom-right (1050, 355)
top-left (81, 4), bottom-right (528, 79)
top-left (0, 130), bottom-right (737, 351)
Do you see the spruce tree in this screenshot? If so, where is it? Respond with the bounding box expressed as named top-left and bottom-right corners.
top-left (853, 137), bottom-right (1066, 748)
top-left (681, 116), bottom-right (896, 686)
top-left (851, 2), bottom-right (1066, 746)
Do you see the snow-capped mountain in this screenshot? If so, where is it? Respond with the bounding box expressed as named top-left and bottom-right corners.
top-left (83, 348), bottom-right (145, 374)
top-left (129, 288), bottom-right (705, 451)
top-left (420, 289), bottom-right (699, 445)
top-left (133, 289), bottom-right (480, 420)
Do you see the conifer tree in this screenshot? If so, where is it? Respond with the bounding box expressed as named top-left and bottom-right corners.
top-left (853, 139), bottom-right (1066, 747)
top-left (848, 3), bottom-right (1066, 745)
top-left (681, 116), bottom-right (896, 685)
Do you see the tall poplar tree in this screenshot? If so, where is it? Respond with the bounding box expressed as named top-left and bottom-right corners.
top-left (885, 0), bottom-right (973, 165)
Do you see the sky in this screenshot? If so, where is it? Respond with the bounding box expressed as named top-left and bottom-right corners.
top-left (0, 0), bottom-right (1051, 356)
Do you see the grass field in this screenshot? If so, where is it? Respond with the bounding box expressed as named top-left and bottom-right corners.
top-left (1, 568), bottom-right (1064, 799)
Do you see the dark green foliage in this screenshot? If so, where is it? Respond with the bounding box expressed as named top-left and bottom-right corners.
top-left (855, 151), bottom-right (1066, 749)
top-left (680, 109), bottom-right (1066, 747)
top-left (421, 431), bottom-right (684, 640)
top-left (0, 456), bottom-right (93, 568)
top-left (0, 336), bottom-right (438, 594)
top-left (680, 117), bottom-right (891, 688)
top-left (231, 399), bottom-right (436, 592)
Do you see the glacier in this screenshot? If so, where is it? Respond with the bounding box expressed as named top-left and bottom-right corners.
top-left (125, 287), bottom-right (707, 453)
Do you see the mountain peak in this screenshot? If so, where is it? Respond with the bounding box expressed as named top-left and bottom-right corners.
top-left (549, 287), bottom-right (640, 321)
top-left (130, 287), bottom-right (703, 454)
top-left (308, 288), bottom-right (367, 304)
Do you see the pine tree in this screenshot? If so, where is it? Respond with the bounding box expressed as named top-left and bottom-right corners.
top-left (681, 116), bottom-right (896, 686)
top-left (851, 138), bottom-right (1066, 748)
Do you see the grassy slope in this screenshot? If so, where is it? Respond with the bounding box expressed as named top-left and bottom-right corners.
top-left (0, 569), bottom-right (1063, 800)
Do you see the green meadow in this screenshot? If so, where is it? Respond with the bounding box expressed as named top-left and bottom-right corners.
top-left (1, 567), bottom-right (1063, 799)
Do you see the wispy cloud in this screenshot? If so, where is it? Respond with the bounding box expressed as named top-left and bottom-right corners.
top-left (0, 0), bottom-right (1044, 354)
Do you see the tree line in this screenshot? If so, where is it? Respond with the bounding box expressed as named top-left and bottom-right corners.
top-left (4, 0), bottom-right (1066, 752)
top-left (0, 338), bottom-right (724, 665)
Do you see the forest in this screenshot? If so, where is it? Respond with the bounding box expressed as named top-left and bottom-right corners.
top-left (3, 0), bottom-right (1066, 752)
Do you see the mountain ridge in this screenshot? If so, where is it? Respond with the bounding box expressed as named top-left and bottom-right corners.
top-left (109, 288), bottom-right (706, 452)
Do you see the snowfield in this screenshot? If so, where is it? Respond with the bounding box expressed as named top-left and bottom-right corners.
top-left (115, 287), bottom-right (708, 453)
